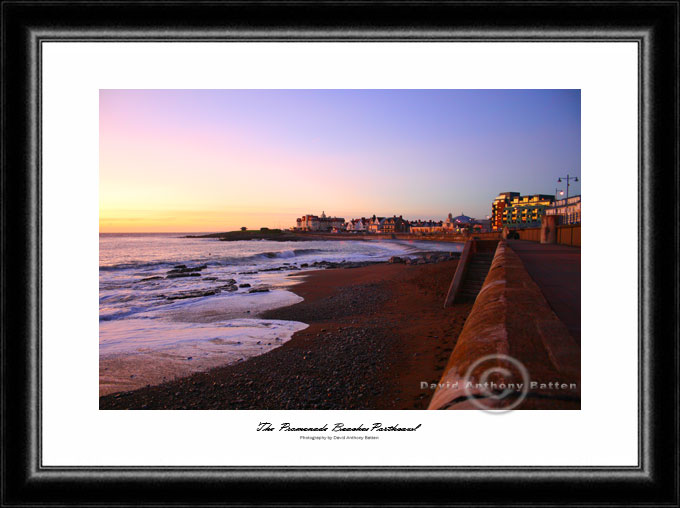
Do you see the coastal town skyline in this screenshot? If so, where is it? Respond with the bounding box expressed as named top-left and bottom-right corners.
top-left (100, 89), bottom-right (581, 232)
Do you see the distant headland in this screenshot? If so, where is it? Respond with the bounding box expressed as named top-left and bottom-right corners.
top-left (186, 229), bottom-right (308, 242)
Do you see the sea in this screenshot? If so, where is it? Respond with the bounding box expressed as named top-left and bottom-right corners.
top-left (99, 233), bottom-right (462, 394)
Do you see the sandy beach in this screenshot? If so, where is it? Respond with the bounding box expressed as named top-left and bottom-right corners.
top-left (100, 259), bottom-right (473, 410)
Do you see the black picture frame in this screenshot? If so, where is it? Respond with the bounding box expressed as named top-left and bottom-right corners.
top-left (1, 1), bottom-right (678, 505)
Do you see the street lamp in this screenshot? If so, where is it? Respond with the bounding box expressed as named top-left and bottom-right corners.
top-left (555, 188), bottom-right (565, 200)
top-left (557, 174), bottom-right (579, 199)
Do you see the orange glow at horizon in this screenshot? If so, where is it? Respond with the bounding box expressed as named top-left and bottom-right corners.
top-left (99, 207), bottom-right (302, 233)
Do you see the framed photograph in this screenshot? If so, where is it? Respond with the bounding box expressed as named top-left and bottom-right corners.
top-left (2, 1), bottom-right (678, 505)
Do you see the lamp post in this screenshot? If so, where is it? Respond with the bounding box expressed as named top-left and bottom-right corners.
top-left (555, 188), bottom-right (564, 201)
top-left (557, 174), bottom-right (579, 199)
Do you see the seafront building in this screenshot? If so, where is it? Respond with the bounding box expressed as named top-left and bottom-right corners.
top-left (492, 192), bottom-right (555, 230)
top-left (294, 211), bottom-right (490, 234)
top-left (443, 212), bottom-right (476, 232)
top-left (379, 215), bottom-right (410, 233)
top-left (367, 216), bottom-right (385, 233)
top-left (502, 194), bottom-right (555, 229)
top-left (491, 192), bottom-right (520, 231)
top-left (294, 211), bottom-right (345, 232)
top-left (410, 220), bottom-right (444, 234)
top-left (545, 195), bottom-right (581, 225)
top-left (345, 218), bottom-right (368, 232)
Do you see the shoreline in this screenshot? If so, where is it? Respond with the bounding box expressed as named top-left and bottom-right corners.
top-left (187, 230), bottom-right (478, 243)
top-left (100, 260), bottom-right (473, 410)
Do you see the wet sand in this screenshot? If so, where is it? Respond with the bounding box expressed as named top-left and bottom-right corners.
top-left (100, 260), bottom-right (473, 410)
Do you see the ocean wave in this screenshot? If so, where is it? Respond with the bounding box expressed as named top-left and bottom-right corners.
top-left (99, 308), bottom-right (145, 322)
top-left (99, 261), bottom-right (179, 271)
top-left (255, 248), bottom-right (322, 260)
top-left (99, 248), bottom-right (325, 271)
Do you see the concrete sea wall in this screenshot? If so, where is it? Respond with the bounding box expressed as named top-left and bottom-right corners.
top-left (514, 225), bottom-right (581, 247)
top-left (428, 240), bottom-right (580, 410)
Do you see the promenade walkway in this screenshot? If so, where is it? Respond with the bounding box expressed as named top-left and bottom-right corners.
top-left (506, 240), bottom-right (581, 343)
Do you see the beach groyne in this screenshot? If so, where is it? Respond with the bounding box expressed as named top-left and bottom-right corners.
top-left (428, 240), bottom-right (580, 410)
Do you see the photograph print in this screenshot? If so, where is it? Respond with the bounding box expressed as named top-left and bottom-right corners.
top-left (99, 89), bottom-right (581, 411)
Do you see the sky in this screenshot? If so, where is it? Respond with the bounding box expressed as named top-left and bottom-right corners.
top-left (100, 89), bottom-right (580, 233)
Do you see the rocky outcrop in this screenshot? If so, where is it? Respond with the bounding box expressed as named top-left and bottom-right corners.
top-left (167, 264), bottom-right (207, 275)
top-left (138, 276), bottom-right (163, 282)
top-left (166, 272), bottom-right (201, 279)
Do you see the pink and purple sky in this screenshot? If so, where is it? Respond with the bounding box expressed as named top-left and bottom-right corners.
top-left (100, 89), bottom-right (580, 233)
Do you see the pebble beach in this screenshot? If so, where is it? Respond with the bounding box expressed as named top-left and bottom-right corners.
top-left (100, 259), bottom-right (473, 410)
